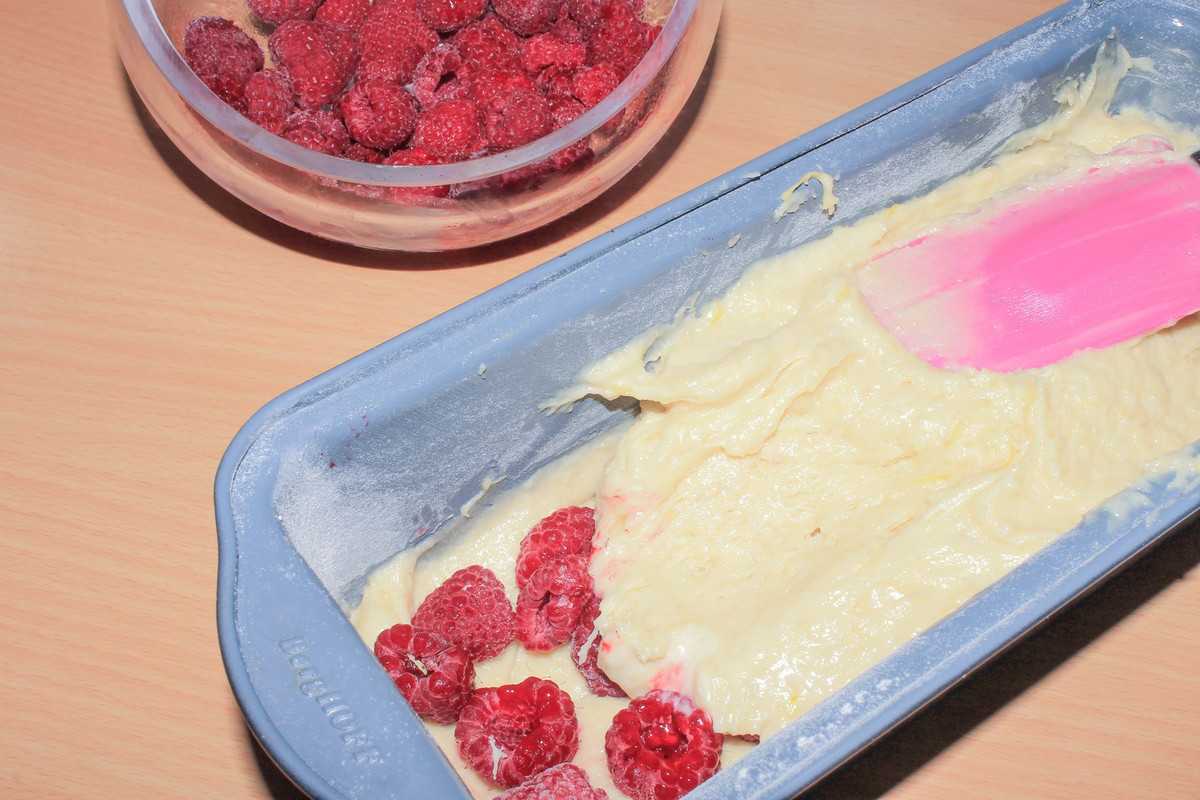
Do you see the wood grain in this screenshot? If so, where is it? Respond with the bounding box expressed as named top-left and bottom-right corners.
top-left (2, 1), bottom-right (1196, 798)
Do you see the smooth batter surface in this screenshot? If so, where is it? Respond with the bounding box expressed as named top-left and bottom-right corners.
top-left (352, 45), bottom-right (1200, 794)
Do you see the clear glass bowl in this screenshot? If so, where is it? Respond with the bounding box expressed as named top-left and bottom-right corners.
top-left (108, 0), bottom-right (722, 251)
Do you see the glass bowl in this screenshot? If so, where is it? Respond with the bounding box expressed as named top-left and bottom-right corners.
top-left (108, 0), bottom-right (722, 251)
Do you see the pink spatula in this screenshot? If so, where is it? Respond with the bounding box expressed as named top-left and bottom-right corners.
top-left (856, 149), bottom-right (1200, 371)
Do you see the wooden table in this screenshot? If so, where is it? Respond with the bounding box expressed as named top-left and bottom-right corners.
top-left (3, 0), bottom-right (1197, 797)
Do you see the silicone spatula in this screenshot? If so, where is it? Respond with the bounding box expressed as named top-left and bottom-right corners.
top-left (855, 152), bottom-right (1200, 371)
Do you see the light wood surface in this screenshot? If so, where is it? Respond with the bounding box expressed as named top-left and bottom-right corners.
top-left (2, 1), bottom-right (1197, 797)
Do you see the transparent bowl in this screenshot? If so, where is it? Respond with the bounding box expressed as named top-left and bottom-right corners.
top-left (108, 0), bottom-right (722, 251)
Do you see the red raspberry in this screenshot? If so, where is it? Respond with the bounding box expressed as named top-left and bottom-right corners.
top-left (570, 594), bottom-right (626, 698)
top-left (563, 0), bottom-right (605, 31)
top-left (455, 676), bottom-right (580, 788)
top-left (374, 623), bottom-right (475, 724)
top-left (548, 9), bottom-right (585, 44)
top-left (411, 565), bottom-right (517, 661)
top-left (497, 763), bottom-right (608, 799)
top-left (515, 506), bottom-right (596, 588)
top-left (453, 14), bottom-right (524, 72)
top-left (417, 0), bottom-right (486, 32)
top-left (485, 87), bottom-right (553, 151)
top-left (356, 0), bottom-right (439, 85)
top-left (492, 0), bottom-right (564, 36)
top-left (522, 33), bottom-right (587, 74)
top-left (182, 16), bottom-right (264, 111)
top-left (412, 43), bottom-right (474, 110)
top-left (571, 62), bottom-right (621, 108)
top-left (383, 147), bottom-right (451, 201)
top-left (246, 0), bottom-right (321, 25)
top-left (468, 67), bottom-right (537, 106)
top-left (586, 1), bottom-right (660, 78)
top-left (243, 68), bottom-right (293, 134)
top-left (313, 0), bottom-right (372, 32)
top-left (268, 19), bottom-right (357, 110)
top-left (605, 691), bottom-right (724, 800)
top-left (336, 78), bottom-right (419, 150)
top-left (344, 142), bottom-right (386, 163)
top-left (411, 98), bottom-right (486, 160)
top-left (280, 109), bottom-right (350, 154)
top-left (516, 555), bottom-right (593, 651)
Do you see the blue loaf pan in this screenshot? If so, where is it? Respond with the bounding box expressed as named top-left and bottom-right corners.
top-left (215, 1), bottom-right (1200, 797)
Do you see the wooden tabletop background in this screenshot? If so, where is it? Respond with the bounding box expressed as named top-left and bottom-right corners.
top-left (3, 0), bottom-right (1198, 797)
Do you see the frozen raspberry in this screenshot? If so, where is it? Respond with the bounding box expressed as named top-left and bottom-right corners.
top-left (515, 506), bottom-right (596, 588)
top-left (605, 690), bottom-right (723, 800)
top-left (535, 65), bottom-right (576, 103)
top-left (417, 0), bottom-right (486, 32)
top-left (485, 87), bottom-right (554, 151)
top-left (314, 0), bottom-right (372, 32)
top-left (344, 142), bottom-right (386, 163)
top-left (336, 78), bottom-right (419, 150)
top-left (280, 109), bottom-right (350, 154)
top-left (516, 555), bottom-right (593, 651)
top-left (243, 68), bottom-right (293, 134)
top-left (454, 14), bottom-right (524, 72)
top-left (468, 67), bottom-right (537, 106)
top-left (412, 43), bottom-right (474, 110)
top-left (356, 0), bottom-right (439, 85)
top-left (548, 9), bottom-right (585, 44)
top-left (586, 1), bottom-right (660, 78)
top-left (374, 623), bottom-right (475, 724)
top-left (411, 565), bottom-right (517, 661)
top-left (411, 98), bottom-right (486, 160)
top-left (246, 0), bottom-right (321, 25)
top-left (522, 33), bottom-right (587, 74)
top-left (269, 19), bottom-right (357, 110)
top-left (493, 0), bottom-right (564, 35)
top-left (571, 63), bottom-right (621, 108)
top-left (563, 0), bottom-right (605, 31)
top-left (455, 676), bottom-right (580, 788)
top-left (570, 594), bottom-right (626, 697)
top-left (383, 147), bottom-right (450, 201)
top-left (497, 763), bottom-right (608, 799)
top-left (182, 16), bottom-right (264, 110)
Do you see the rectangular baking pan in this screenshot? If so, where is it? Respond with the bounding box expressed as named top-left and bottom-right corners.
top-left (215, 1), bottom-right (1200, 797)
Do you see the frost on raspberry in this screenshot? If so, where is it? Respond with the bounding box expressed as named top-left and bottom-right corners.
top-left (243, 68), bottom-right (293, 134)
top-left (412, 43), bottom-right (474, 110)
top-left (586, 0), bottom-right (661, 79)
top-left (455, 676), bottom-right (580, 788)
top-left (280, 109), bottom-right (350, 154)
top-left (485, 87), bottom-right (553, 151)
top-left (497, 763), bottom-right (609, 800)
top-left (515, 506), bottom-right (596, 588)
top-left (314, 0), bottom-right (372, 33)
top-left (521, 33), bottom-right (587, 75)
top-left (516, 554), bottom-right (593, 651)
top-left (246, 0), bottom-right (321, 26)
top-left (336, 78), bottom-right (419, 150)
top-left (492, 0), bottom-right (564, 36)
top-left (356, 0), bottom-right (440, 85)
top-left (374, 623), bottom-right (475, 724)
top-left (410, 565), bottom-right (517, 661)
top-left (268, 19), bottom-right (357, 110)
top-left (417, 0), bottom-right (487, 33)
top-left (605, 690), bottom-right (723, 800)
top-left (411, 98), bottom-right (486, 160)
top-left (182, 16), bottom-right (264, 111)
top-left (570, 594), bottom-right (626, 698)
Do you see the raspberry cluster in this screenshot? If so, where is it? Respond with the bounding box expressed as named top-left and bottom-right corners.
top-left (179, 0), bottom-right (663, 202)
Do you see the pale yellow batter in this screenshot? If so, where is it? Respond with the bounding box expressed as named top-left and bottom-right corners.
top-left (351, 44), bottom-right (1200, 796)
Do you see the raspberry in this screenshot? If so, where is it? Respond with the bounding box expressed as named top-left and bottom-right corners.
top-left (356, 0), bottom-right (440, 85)
top-left (521, 33), bottom-right (587, 74)
top-left (548, 9), bottom-right (585, 44)
top-left (468, 67), bottom-right (537, 106)
top-left (269, 19), bottom-right (357, 110)
top-left (383, 147), bottom-right (451, 201)
top-left (374, 623), bottom-right (475, 724)
top-left (417, 0), bottom-right (486, 32)
top-left (586, 1), bottom-right (660, 78)
top-left (344, 142), bottom-right (386, 163)
top-left (497, 763), bottom-right (609, 799)
top-left (570, 594), bottom-right (626, 697)
top-left (454, 14), bottom-right (524, 72)
top-left (246, 0), bottom-right (321, 25)
top-left (411, 98), bottom-right (486, 160)
top-left (313, 0), bottom-right (372, 32)
top-left (182, 16), bottom-right (264, 110)
top-left (563, 0), bottom-right (605, 31)
top-left (243, 68), bottom-right (293, 134)
top-left (571, 62), bottom-right (621, 108)
top-left (336, 78), bottom-right (419, 150)
top-left (605, 691), bottom-right (723, 800)
top-left (515, 506), bottom-right (596, 588)
top-left (516, 555), bottom-right (593, 651)
top-left (412, 43), bottom-right (474, 110)
top-left (492, 0), bottom-right (564, 36)
top-left (455, 676), bottom-right (580, 788)
top-left (485, 87), bottom-right (554, 151)
top-left (280, 109), bottom-right (350, 154)
top-left (411, 565), bottom-right (517, 661)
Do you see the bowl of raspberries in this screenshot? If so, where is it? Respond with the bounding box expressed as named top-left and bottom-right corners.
top-left (110, 0), bottom-right (722, 251)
